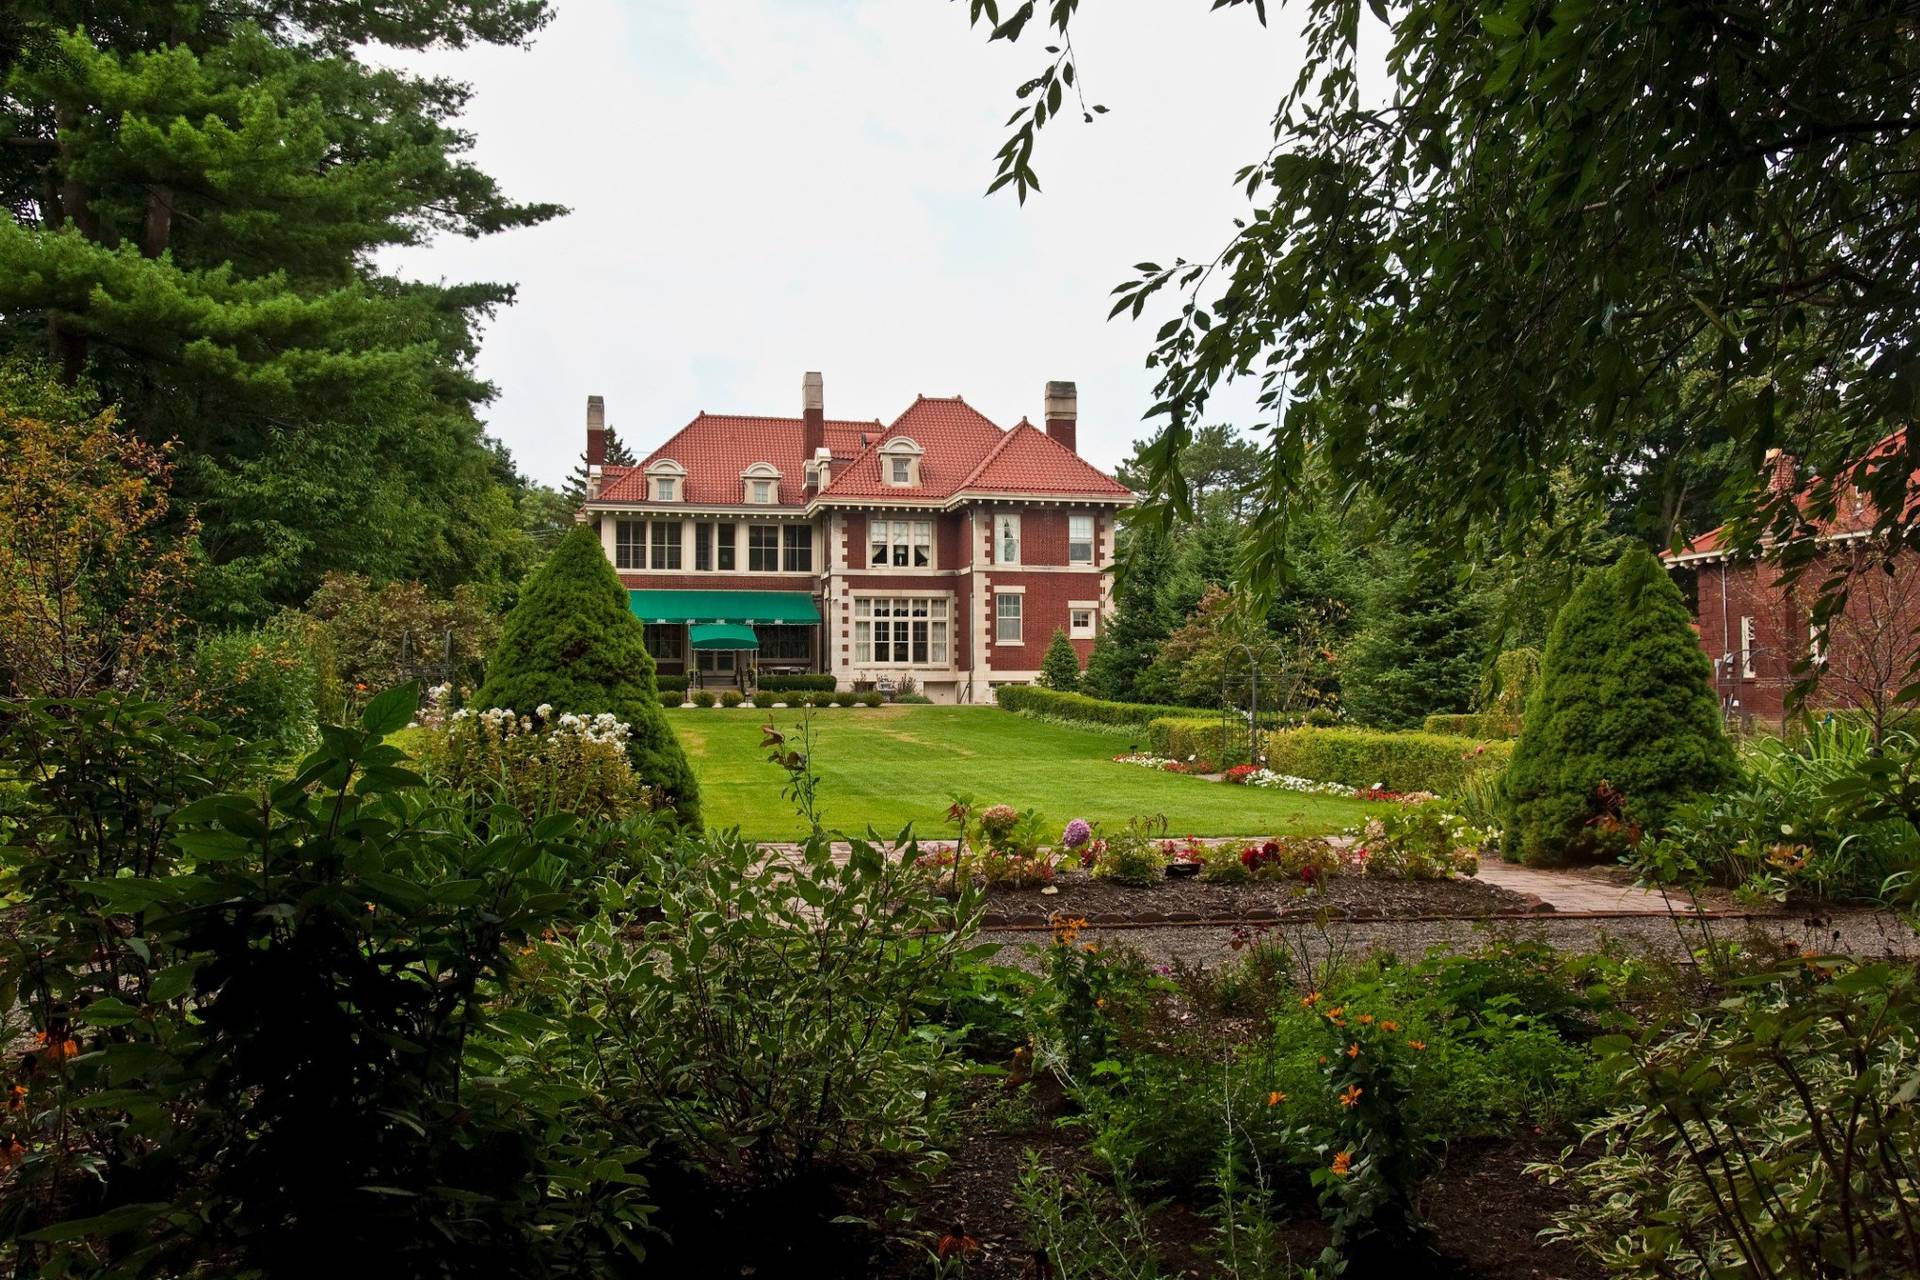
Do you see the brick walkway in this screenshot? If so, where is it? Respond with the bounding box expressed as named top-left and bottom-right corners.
top-left (1473, 859), bottom-right (1721, 915)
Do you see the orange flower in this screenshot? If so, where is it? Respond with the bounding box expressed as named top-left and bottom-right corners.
top-left (7, 1085), bottom-right (25, 1112)
top-left (1267, 1090), bottom-right (1286, 1106)
top-left (1301, 992), bottom-right (1322, 1008)
top-left (1357, 1014), bottom-right (1374, 1025)
top-left (1407, 1039), bottom-right (1427, 1051)
top-left (1051, 914), bottom-right (1088, 946)
top-left (1326, 1006), bottom-right (1344, 1019)
top-left (1330, 1150), bottom-right (1353, 1177)
top-left (1347, 1042), bottom-right (1361, 1058)
top-left (1094, 998), bottom-right (1106, 1010)
top-left (936, 1233), bottom-right (981, 1260)
top-left (0, 1138), bottom-right (24, 1170)
top-left (1339, 1084), bottom-right (1364, 1108)
top-left (1380, 1020), bottom-right (1400, 1032)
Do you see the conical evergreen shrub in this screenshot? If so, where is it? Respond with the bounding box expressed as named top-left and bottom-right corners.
top-left (1038, 628), bottom-right (1082, 691)
top-left (1502, 547), bottom-right (1732, 865)
top-left (475, 524), bottom-right (700, 828)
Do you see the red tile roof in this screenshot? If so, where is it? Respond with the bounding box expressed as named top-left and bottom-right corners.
top-left (602, 413), bottom-right (881, 506)
top-left (1665, 430), bottom-right (1913, 563)
top-left (597, 393), bottom-right (1133, 508)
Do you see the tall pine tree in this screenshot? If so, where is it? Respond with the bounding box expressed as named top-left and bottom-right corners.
top-left (1341, 546), bottom-right (1491, 729)
top-left (0, 3), bottom-right (563, 619)
top-left (1083, 525), bottom-right (1176, 702)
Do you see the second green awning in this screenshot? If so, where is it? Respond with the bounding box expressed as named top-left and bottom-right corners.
top-left (688, 623), bottom-right (759, 651)
top-left (628, 589), bottom-right (821, 625)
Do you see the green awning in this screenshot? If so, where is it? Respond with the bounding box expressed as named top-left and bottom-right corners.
top-left (689, 623), bottom-right (759, 651)
top-left (627, 589), bottom-right (821, 625)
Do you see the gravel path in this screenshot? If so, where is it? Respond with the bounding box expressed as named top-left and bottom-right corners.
top-left (977, 906), bottom-right (1920, 972)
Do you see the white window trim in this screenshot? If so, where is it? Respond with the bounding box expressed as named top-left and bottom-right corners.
top-left (1068, 513), bottom-right (1095, 564)
top-left (1739, 615), bottom-right (1756, 679)
top-left (867, 517), bottom-right (934, 569)
top-left (852, 594), bottom-right (951, 667)
top-left (994, 591), bottom-right (1024, 645)
top-left (740, 462), bottom-right (782, 505)
top-left (1068, 600), bottom-right (1098, 639)
top-left (880, 436), bottom-right (924, 488)
top-left (644, 458), bottom-right (685, 503)
top-left (994, 512), bottom-right (1021, 566)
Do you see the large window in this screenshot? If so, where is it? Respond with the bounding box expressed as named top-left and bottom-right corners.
top-left (994, 512), bottom-right (1021, 564)
top-left (644, 624), bottom-right (683, 662)
top-left (1069, 514), bottom-right (1094, 563)
top-left (615, 520), bottom-right (645, 570)
top-left (758, 625), bottom-right (812, 663)
top-left (854, 597), bottom-right (949, 665)
top-left (995, 592), bottom-right (1023, 644)
top-left (869, 519), bottom-right (932, 568)
top-left (694, 523), bottom-right (712, 572)
top-left (649, 520), bottom-right (682, 570)
top-left (748, 525), bottom-right (780, 572)
top-left (715, 523), bottom-right (736, 571)
top-left (782, 524), bottom-right (813, 572)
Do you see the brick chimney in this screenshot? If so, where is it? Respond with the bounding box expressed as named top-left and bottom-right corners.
top-left (586, 394), bottom-right (607, 467)
top-left (802, 371), bottom-right (825, 461)
top-left (1763, 447), bottom-right (1797, 496)
top-left (1044, 380), bottom-right (1077, 453)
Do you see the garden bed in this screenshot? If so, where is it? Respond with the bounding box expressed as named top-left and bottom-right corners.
top-left (975, 866), bottom-right (1539, 927)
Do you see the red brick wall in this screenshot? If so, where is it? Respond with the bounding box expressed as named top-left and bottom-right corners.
top-left (982, 570), bottom-right (1104, 669)
top-left (939, 512), bottom-right (968, 569)
top-left (843, 513), bottom-right (866, 568)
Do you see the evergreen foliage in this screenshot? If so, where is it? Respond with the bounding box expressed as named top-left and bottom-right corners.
top-left (474, 525), bottom-right (700, 827)
top-left (564, 424), bottom-right (637, 502)
top-left (0, 3), bottom-right (563, 619)
top-left (1038, 629), bottom-right (1082, 691)
top-left (1341, 548), bottom-right (1490, 729)
top-left (1082, 526), bottom-right (1176, 702)
top-left (1503, 549), bottom-right (1734, 865)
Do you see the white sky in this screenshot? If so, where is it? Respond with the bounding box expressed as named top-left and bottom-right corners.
top-left (385, 0), bottom-right (1315, 488)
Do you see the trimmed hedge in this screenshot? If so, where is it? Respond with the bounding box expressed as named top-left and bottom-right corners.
top-left (657, 675), bottom-right (689, 693)
top-left (1148, 718), bottom-right (1512, 792)
top-left (997, 684), bottom-right (1201, 729)
top-left (757, 674), bottom-right (837, 693)
top-left (1422, 712), bottom-right (1518, 739)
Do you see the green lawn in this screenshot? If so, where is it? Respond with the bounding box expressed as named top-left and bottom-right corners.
top-left (667, 705), bottom-right (1377, 842)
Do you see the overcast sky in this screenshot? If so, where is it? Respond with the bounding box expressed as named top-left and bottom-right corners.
top-left (386, 1), bottom-right (1316, 488)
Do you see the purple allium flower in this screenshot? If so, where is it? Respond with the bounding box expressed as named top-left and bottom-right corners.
top-left (1061, 818), bottom-right (1092, 849)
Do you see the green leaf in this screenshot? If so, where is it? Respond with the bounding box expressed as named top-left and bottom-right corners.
top-left (361, 684), bottom-right (420, 738)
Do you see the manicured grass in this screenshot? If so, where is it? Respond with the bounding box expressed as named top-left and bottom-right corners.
top-left (666, 705), bottom-right (1379, 842)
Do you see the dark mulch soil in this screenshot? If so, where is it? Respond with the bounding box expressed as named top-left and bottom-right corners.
top-left (878, 1075), bottom-right (1601, 1279)
top-left (978, 867), bottom-right (1538, 927)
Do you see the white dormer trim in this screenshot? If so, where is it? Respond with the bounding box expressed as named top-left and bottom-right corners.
top-left (644, 457), bottom-right (686, 503)
top-left (741, 461), bottom-right (782, 505)
top-left (880, 436), bottom-right (925, 488)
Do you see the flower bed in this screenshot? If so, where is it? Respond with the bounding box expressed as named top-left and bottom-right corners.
top-left (1115, 753), bottom-right (1439, 803)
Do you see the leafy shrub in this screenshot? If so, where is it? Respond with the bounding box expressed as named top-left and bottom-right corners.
top-left (1092, 819), bottom-right (1168, 887)
top-left (1504, 549), bottom-right (1735, 865)
top-left (719, 690), bottom-right (744, 708)
top-left (996, 684), bottom-right (1199, 729)
top-left (191, 619), bottom-right (320, 749)
top-left (657, 674), bottom-right (690, 693)
top-left (1636, 719), bottom-right (1920, 902)
top-left (1152, 719), bottom-right (1513, 789)
top-left (1237, 835), bottom-right (1342, 884)
top-left (0, 689), bottom-right (647, 1276)
top-left (756, 674), bottom-right (837, 693)
top-left (415, 704), bottom-right (656, 823)
top-left (1538, 959), bottom-right (1920, 1279)
top-left (1350, 805), bottom-right (1486, 879)
top-left (1422, 711), bottom-right (1515, 738)
top-left (475, 524), bottom-right (700, 827)
top-left (894, 693), bottom-right (934, 704)
top-left (691, 690), bottom-right (717, 708)
top-left (830, 690), bottom-right (856, 707)
top-left (806, 690), bottom-right (835, 708)
top-left (522, 830), bottom-right (977, 1192)
top-left (856, 691), bottom-right (883, 707)
top-left (298, 572), bottom-right (496, 711)
top-left (658, 691), bottom-right (682, 708)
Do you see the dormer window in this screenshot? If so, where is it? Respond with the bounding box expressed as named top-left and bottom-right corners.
top-left (880, 436), bottom-right (924, 488)
top-left (740, 462), bottom-right (781, 505)
top-left (644, 458), bottom-right (686, 503)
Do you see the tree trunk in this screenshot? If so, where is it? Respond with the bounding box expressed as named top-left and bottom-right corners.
top-left (50, 102), bottom-right (96, 384)
top-left (141, 186), bottom-right (173, 258)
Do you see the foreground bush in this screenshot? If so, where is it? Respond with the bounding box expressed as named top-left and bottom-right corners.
top-left (1504, 549), bottom-right (1734, 864)
top-left (0, 689), bottom-right (648, 1277)
top-left (522, 830), bottom-right (977, 1194)
top-left (996, 684), bottom-right (1199, 729)
top-left (476, 524), bottom-right (700, 827)
top-left (1538, 958), bottom-right (1920, 1279)
top-left (416, 701), bottom-right (660, 824)
top-left (190, 618), bottom-right (322, 749)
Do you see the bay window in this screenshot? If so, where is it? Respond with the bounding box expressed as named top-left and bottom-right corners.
top-left (615, 519), bottom-right (645, 570)
top-left (853, 597), bottom-right (949, 665)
